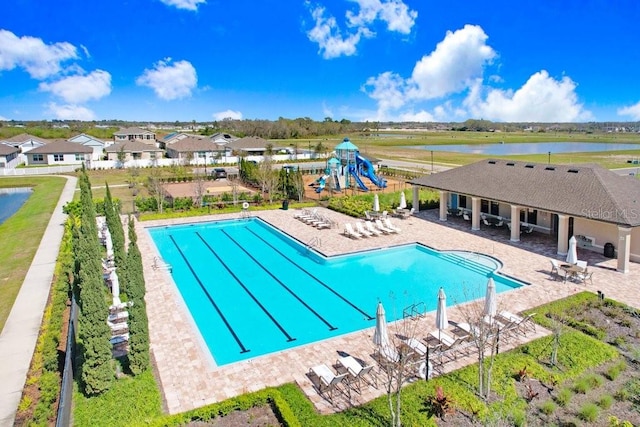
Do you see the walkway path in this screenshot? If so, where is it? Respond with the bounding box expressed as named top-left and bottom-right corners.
top-left (0, 175), bottom-right (77, 427)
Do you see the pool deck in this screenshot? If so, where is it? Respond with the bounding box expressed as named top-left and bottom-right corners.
top-left (138, 207), bottom-right (640, 415)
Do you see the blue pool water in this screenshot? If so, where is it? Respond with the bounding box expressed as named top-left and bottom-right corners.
top-left (149, 218), bottom-right (524, 365)
top-left (0, 188), bottom-right (32, 225)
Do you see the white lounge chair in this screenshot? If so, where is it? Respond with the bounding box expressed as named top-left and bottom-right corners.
top-left (463, 212), bottom-right (471, 221)
top-left (336, 356), bottom-right (375, 392)
top-left (355, 221), bottom-right (374, 237)
top-left (383, 218), bottom-right (401, 233)
top-left (497, 311), bottom-right (536, 336)
top-left (365, 220), bottom-right (383, 236)
top-left (344, 223), bottom-right (363, 239)
top-left (309, 364), bottom-right (347, 401)
top-left (576, 260), bottom-right (588, 270)
top-left (375, 219), bottom-right (393, 234)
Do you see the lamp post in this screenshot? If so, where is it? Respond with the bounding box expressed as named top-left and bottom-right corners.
top-left (548, 151), bottom-right (551, 164)
top-left (431, 150), bottom-right (434, 172)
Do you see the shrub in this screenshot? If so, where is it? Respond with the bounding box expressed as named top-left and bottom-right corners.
top-left (578, 403), bottom-right (599, 422)
top-left (605, 361), bottom-right (626, 380)
top-left (598, 394), bottom-right (614, 409)
top-left (509, 408), bottom-right (527, 427)
top-left (555, 388), bottom-right (573, 407)
top-left (539, 400), bottom-right (556, 415)
top-left (573, 379), bottom-right (590, 394)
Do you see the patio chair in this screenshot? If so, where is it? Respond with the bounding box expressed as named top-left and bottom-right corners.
top-left (523, 225), bottom-right (534, 233)
top-left (365, 220), bottom-right (384, 236)
top-left (549, 259), bottom-right (562, 280)
top-left (355, 221), bottom-right (374, 237)
top-left (497, 311), bottom-right (537, 336)
top-left (463, 213), bottom-right (471, 221)
top-left (576, 260), bottom-right (588, 270)
top-left (336, 356), bottom-right (375, 393)
top-left (364, 211), bottom-right (373, 221)
top-left (383, 218), bottom-right (401, 233)
top-left (427, 330), bottom-right (470, 361)
top-left (482, 218), bottom-right (491, 227)
top-left (577, 269), bottom-right (594, 285)
top-left (344, 223), bottom-right (362, 239)
top-left (375, 219), bottom-right (394, 234)
top-left (309, 364), bottom-right (347, 402)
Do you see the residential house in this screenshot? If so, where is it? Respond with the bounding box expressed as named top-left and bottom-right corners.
top-left (158, 132), bottom-right (190, 149)
top-left (226, 136), bottom-right (291, 156)
top-left (113, 127), bottom-right (157, 146)
top-left (26, 139), bottom-right (92, 166)
top-left (3, 133), bottom-right (47, 154)
top-left (409, 159), bottom-right (640, 273)
top-left (68, 133), bottom-right (108, 160)
top-left (165, 136), bottom-right (222, 165)
top-left (105, 140), bottom-right (164, 164)
top-left (0, 143), bottom-right (20, 168)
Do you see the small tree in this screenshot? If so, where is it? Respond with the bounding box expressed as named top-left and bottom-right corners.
top-left (193, 169), bottom-right (207, 207)
top-left (146, 167), bottom-right (166, 213)
top-left (117, 146), bottom-right (126, 169)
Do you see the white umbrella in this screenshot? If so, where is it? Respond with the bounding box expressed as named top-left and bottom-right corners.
top-left (484, 277), bottom-right (497, 324)
top-left (372, 302), bottom-right (390, 348)
top-left (399, 192), bottom-right (407, 210)
top-left (435, 287), bottom-right (448, 339)
top-left (105, 228), bottom-right (114, 258)
top-left (566, 235), bottom-right (578, 265)
top-left (110, 270), bottom-right (121, 305)
top-left (373, 194), bottom-right (380, 212)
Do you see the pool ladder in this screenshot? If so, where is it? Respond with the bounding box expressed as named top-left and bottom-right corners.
top-left (152, 256), bottom-right (172, 273)
top-left (306, 236), bottom-right (322, 250)
top-left (403, 302), bottom-right (426, 319)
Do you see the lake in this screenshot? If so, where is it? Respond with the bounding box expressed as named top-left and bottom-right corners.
top-left (405, 141), bottom-right (640, 155)
top-left (0, 188), bottom-right (32, 225)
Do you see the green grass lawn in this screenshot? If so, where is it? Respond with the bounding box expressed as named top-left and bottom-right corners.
top-left (0, 176), bottom-right (67, 330)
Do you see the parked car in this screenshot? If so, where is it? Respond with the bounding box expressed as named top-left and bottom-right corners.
top-left (213, 168), bottom-right (227, 179)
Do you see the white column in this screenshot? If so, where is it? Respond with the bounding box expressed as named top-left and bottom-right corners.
top-left (471, 197), bottom-right (481, 231)
top-left (439, 190), bottom-right (448, 221)
top-left (617, 226), bottom-right (631, 273)
top-left (412, 186), bottom-right (420, 212)
top-left (510, 205), bottom-right (520, 242)
top-left (556, 214), bottom-right (569, 255)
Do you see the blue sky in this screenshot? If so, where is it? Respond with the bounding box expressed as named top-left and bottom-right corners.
top-left (1, 0), bottom-right (639, 123)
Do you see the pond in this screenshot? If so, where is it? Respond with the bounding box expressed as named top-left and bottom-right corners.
top-left (405, 141), bottom-right (640, 155)
top-left (0, 187), bottom-right (32, 225)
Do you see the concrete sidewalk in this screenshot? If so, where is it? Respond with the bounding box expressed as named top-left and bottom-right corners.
top-left (0, 175), bottom-right (77, 427)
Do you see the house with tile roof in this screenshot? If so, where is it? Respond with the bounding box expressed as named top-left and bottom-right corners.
top-left (3, 133), bottom-right (47, 154)
top-left (26, 139), bottom-right (93, 166)
top-left (113, 127), bottom-right (157, 146)
top-left (0, 143), bottom-right (20, 168)
top-left (68, 133), bottom-right (108, 160)
top-left (165, 136), bottom-right (222, 165)
top-left (105, 140), bottom-right (164, 164)
top-left (409, 159), bottom-right (640, 273)
top-left (226, 136), bottom-right (292, 156)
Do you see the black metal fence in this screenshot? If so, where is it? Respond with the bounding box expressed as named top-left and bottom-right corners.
top-left (56, 296), bottom-right (78, 427)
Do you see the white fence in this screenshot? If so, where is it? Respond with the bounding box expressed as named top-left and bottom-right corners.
top-left (0, 153), bottom-right (324, 176)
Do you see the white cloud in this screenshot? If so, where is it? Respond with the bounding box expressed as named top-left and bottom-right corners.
top-left (0, 29), bottom-right (78, 79)
top-left (39, 70), bottom-right (112, 103)
top-left (213, 109), bottom-right (242, 120)
top-left (307, 0), bottom-right (415, 59)
top-left (363, 71), bottom-right (407, 113)
top-left (398, 110), bottom-right (435, 122)
top-left (307, 6), bottom-right (367, 59)
top-left (346, 0), bottom-right (417, 34)
top-left (0, 115), bottom-right (8, 121)
top-left (407, 25), bottom-right (496, 100)
top-left (617, 101), bottom-right (640, 120)
top-left (136, 59), bottom-right (197, 100)
top-left (159, 0), bottom-right (205, 11)
top-left (46, 103), bottom-right (95, 120)
top-left (464, 70), bottom-right (593, 122)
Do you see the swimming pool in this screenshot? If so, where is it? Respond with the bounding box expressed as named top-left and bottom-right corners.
top-left (149, 218), bottom-right (524, 366)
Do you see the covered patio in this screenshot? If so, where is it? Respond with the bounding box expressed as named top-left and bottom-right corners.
top-left (410, 159), bottom-right (640, 273)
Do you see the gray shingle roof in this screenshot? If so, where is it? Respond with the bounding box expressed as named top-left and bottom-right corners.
top-left (226, 136), bottom-right (269, 150)
top-left (3, 133), bottom-right (47, 144)
top-left (167, 136), bottom-right (219, 152)
top-left (28, 139), bottom-right (93, 154)
top-left (113, 127), bottom-right (155, 136)
top-left (410, 159), bottom-right (640, 227)
top-left (0, 143), bottom-right (19, 155)
top-left (105, 140), bottom-right (163, 153)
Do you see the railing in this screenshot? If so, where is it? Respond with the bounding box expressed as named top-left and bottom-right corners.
top-left (56, 296), bottom-right (78, 427)
top-left (403, 302), bottom-right (426, 319)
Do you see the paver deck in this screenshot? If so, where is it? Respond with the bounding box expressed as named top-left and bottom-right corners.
top-left (137, 207), bottom-right (640, 415)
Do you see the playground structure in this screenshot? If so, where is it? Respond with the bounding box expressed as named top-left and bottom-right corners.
top-left (311, 137), bottom-right (387, 193)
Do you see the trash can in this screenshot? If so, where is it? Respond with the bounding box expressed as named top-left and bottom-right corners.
top-left (604, 242), bottom-right (615, 258)
top-left (282, 199), bottom-right (289, 210)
